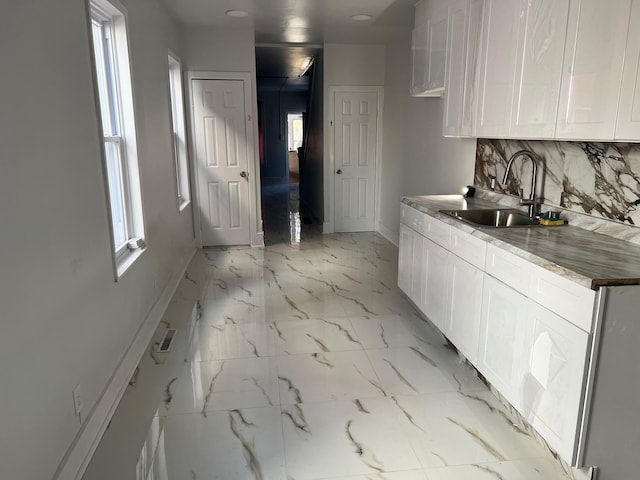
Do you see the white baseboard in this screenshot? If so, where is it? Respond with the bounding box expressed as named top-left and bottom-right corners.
top-left (377, 222), bottom-right (399, 247)
top-left (323, 221), bottom-right (332, 234)
top-left (53, 246), bottom-right (198, 480)
top-left (252, 230), bottom-right (264, 247)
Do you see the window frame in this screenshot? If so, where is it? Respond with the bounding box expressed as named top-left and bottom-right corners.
top-left (167, 50), bottom-right (191, 211)
top-left (89, 0), bottom-right (146, 278)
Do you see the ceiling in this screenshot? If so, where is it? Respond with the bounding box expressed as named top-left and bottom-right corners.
top-left (161, 0), bottom-right (416, 88)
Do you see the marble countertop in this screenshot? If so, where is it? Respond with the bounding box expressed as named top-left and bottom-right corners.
top-left (403, 195), bottom-right (640, 290)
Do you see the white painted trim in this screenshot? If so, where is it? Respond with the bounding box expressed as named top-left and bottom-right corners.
top-left (324, 85), bottom-right (384, 234)
top-left (185, 71), bottom-right (263, 247)
top-left (377, 222), bottom-right (399, 247)
top-left (53, 245), bottom-right (198, 480)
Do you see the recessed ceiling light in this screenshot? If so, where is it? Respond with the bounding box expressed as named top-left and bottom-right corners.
top-left (351, 14), bottom-right (372, 21)
top-left (226, 9), bottom-right (249, 18)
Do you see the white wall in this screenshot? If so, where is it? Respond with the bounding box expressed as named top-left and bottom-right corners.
top-left (324, 44), bottom-right (386, 86)
top-left (378, 35), bottom-right (410, 244)
top-left (0, 1), bottom-right (194, 478)
top-left (377, 32), bottom-right (477, 244)
top-left (181, 26), bottom-right (264, 244)
top-left (404, 98), bottom-right (476, 196)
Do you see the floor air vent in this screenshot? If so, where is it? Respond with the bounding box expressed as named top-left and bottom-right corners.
top-left (158, 329), bottom-right (177, 353)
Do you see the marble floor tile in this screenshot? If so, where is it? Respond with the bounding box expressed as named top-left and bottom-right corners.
top-left (273, 317), bottom-right (363, 355)
top-left (349, 314), bottom-right (442, 350)
top-left (320, 472), bottom-right (429, 480)
top-left (393, 392), bottom-right (549, 468)
top-left (161, 406), bottom-right (286, 480)
top-left (277, 350), bottom-right (386, 404)
top-left (170, 356), bottom-right (280, 414)
top-left (365, 346), bottom-right (484, 396)
top-left (281, 398), bottom-right (422, 479)
top-left (82, 185), bottom-right (570, 480)
top-left (190, 322), bottom-right (276, 361)
top-left (423, 457), bottom-right (569, 480)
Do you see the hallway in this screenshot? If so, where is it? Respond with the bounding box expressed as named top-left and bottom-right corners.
top-left (83, 188), bottom-right (570, 480)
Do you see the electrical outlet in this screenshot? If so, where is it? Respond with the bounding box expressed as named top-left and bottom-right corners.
top-left (72, 385), bottom-right (84, 423)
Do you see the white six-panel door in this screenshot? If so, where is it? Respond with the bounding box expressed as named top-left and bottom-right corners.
top-left (192, 79), bottom-right (251, 246)
top-left (333, 90), bottom-right (379, 232)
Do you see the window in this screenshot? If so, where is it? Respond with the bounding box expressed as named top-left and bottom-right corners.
top-left (287, 113), bottom-right (303, 151)
top-left (168, 52), bottom-right (190, 209)
top-left (90, 0), bottom-right (145, 275)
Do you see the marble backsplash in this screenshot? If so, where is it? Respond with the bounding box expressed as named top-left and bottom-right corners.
top-left (475, 139), bottom-right (640, 226)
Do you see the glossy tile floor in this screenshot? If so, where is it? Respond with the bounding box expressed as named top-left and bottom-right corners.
top-left (83, 184), bottom-right (570, 480)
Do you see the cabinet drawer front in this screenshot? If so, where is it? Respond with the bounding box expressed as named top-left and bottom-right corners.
top-left (485, 244), bottom-right (531, 295)
top-left (450, 228), bottom-right (486, 269)
top-left (528, 265), bottom-right (595, 332)
top-left (424, 214), bottom-right (451, 248)
top-left (401, 204), bottom-right (426, 232)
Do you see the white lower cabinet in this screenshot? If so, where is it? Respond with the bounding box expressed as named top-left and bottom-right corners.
top-left (397, 204), bottom-right (605, 468)
top-left (409, 229), bottom-right (426, 306)
top-left (478, 274), bottom-right (528, 411)
top-left (398, 224), bottom-right (412, 294)
top-left (521, 300), bottom-right (590, 464)
top-left (422, 237), bottom-right (450, 331)
top-left (446, 254), bottom-right (483, 364)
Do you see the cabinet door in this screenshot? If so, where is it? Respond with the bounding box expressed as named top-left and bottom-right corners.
top-left (446, 254), bottom-right (483, 364)
top-left (478, 275), bottom-right (527, 411)
top-left (476, 0), bottom-right (520, 137)
top-left (398, 224), bottom-right (413, 294)
top-left (510, 0), bottom-right (570, 139)
top-left (443, 0), bottom-right (467, 137)
top-left (521, 301), bottom-right (590, 465)
top-left (410, 25), bottom-right (429, 96)
top-left (616, 0), bottom-right (640, 140)
top-left (425, 7), bottom-right (448, 93)
top-left (556, 0), bottom-right (632, 140)
top-left (422, 237), bottom-right (450, 332)
top-left (460, 0), bottom-right (484, 137)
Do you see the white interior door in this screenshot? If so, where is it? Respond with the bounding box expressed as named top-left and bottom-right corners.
top-left (333, 90), bottom-right (379, 232)
top-left (192, 79), bottom-right (251, 246)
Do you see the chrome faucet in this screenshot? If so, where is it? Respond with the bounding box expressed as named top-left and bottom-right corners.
top-left (502, 150), bottom-right (539, 218)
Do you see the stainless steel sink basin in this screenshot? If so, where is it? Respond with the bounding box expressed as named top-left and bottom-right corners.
top-left (440, 209), bottom-right (540, 228)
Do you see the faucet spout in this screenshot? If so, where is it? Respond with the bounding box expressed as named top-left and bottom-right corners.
top-left (502, 150), bottom-right (539, 217)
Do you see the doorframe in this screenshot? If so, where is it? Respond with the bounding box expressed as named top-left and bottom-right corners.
top-left (185, 71), bottom-right (264, 247)
top-left (323, 85), bottom-right (384, 234)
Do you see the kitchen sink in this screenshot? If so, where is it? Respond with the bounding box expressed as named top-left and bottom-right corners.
top-left (439, 209), bottom-right (540, 228)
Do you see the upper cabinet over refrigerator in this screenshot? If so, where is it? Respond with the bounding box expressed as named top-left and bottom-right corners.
top-left (411, 0), bottom-right (448, 97)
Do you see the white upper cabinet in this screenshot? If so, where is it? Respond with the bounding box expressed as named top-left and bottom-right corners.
top-left (443, 0), bottom-right (484, 137)
top-left (510, 0), bottom-right (570, 139)
top-left (616, 0), bottom-right (640, 140)
top-left (556, 0), bottom-right (632, 140)
top-left (411, 0), bottom-right (448, 97)
top-left (476, 0), bottom-right (519, 137)
top-left (477, 0), bottom-right (569, 139)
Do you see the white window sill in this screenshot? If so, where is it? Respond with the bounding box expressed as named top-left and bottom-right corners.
top-left (115, 246), bottom-right (146, 280)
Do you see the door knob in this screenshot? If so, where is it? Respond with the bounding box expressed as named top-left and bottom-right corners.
top-left (240, 171), bottom-right (248, 179)
top-left (336, 169), bottom-right (342, 174)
